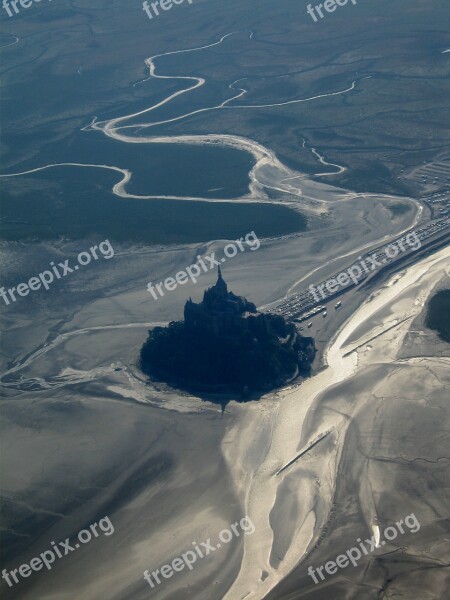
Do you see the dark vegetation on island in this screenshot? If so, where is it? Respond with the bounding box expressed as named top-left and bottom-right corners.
top-left (140, 269), bottom-right (315, 400)
top-left (425, 289), bottom-right (450, 343)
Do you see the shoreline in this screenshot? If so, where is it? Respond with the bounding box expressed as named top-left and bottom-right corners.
top-left (221, 244), bottom-right (450, 600)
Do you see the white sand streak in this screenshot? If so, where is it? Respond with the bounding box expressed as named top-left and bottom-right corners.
top-left (87, 32), bottom-right (367, 203)
top-left (222, 245), bottom-right (449, 600)
top-left (1, 32), bottom-right (372, 207)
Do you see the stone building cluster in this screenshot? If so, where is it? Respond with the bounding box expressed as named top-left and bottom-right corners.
top-left (184, 267), bottom-right (269, 337)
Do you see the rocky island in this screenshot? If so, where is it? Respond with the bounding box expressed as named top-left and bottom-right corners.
top-left (140, 268), bottom-right (315, 397)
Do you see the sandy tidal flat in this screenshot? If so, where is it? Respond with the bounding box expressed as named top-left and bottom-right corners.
top-left (221, 245), bottom-right (450, 600)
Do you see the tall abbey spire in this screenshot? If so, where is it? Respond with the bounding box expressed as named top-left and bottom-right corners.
top-left (215, 265), bottom-right (228, 294)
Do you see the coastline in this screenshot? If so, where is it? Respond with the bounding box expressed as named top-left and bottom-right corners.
top-left (220, 244), bottom-right (450, 600)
